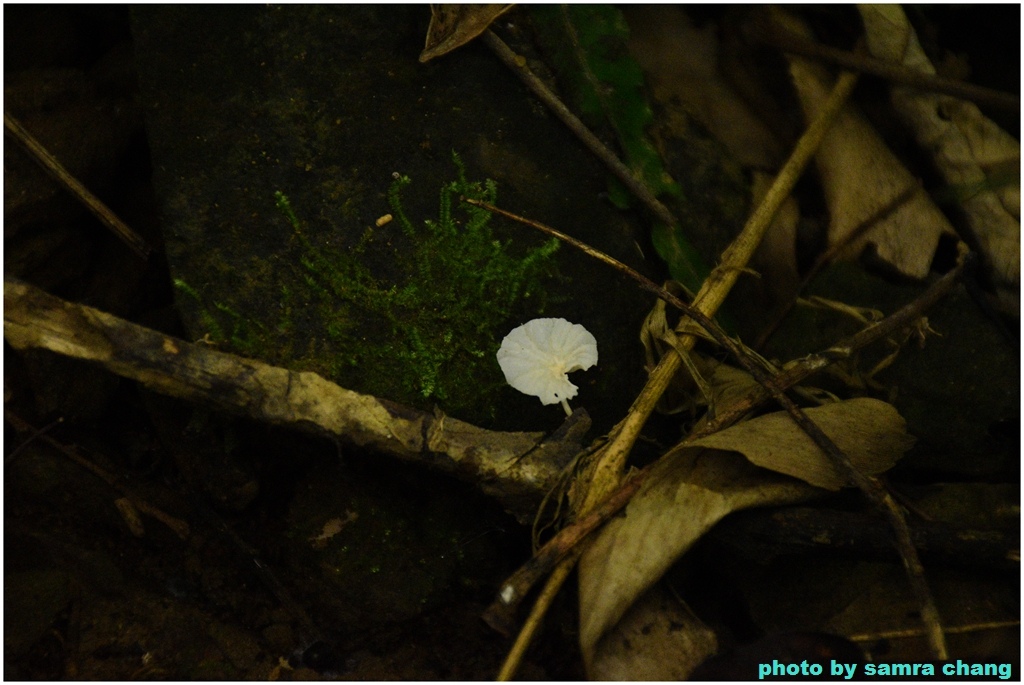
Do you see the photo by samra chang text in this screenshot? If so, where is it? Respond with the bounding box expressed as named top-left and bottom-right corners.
top-left (758, 659), bottom-right (1014, 680)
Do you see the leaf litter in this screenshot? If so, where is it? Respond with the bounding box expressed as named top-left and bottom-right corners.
top-left (578, 398), bottom-right (915, 677)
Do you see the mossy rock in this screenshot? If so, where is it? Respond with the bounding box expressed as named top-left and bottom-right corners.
top-left (134, 5), bottom-right (653, 431)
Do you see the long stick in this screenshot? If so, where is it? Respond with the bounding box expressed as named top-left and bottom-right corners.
top-left (2, 278), bottom-right (562, 521)
top-left (494, 562), bottom-right (575, 681)
top-left (754, 22), bottom-right (1020, 112)
top-left (4, 111), bottom-right (152, 259)
top-left (578, 69), bottom-right (862, 511)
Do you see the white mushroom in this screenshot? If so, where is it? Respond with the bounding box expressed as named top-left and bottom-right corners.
top-left (497, 318), bottom-right (598, 416)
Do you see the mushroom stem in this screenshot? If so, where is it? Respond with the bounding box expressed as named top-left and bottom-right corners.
top-left (560, 398), bottom-right (572, 416)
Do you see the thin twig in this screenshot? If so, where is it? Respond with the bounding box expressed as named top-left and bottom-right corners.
top-left (481, 30), bottom-right (680, 228)
top-left (465, 198), bottom-right (685, 308)
top-left (5, 410), bottom-right (190, 540)
top-left (752, 21), bottom-right (1020, 112)
top-left (4, 111), bottom-right (152, 260)
top-left (848, 619), bottom-right (1020, 645)
top-left (754, 181), bottom-right (924, 350)
top-left (4, 415), bottom-right (64, 466)
top-left (679, 250), bottom-right (951, 658)
top-left (578, 69), bottom-right (862, 511)
top-left (484, 245), bottom-right (968, 628)
top-left (494, 562), bottom-right (576, 680)
top-left (708, 247), bottom-right (973, 436)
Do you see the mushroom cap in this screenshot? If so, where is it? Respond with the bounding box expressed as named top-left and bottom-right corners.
top-left (497, 318), bottom-right (598, 406)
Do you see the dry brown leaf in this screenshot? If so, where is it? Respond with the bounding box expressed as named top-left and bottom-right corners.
top-left (419, 4), bottom-right (514, 63)
top-left (688, 397), bottom-right (915, 491)
top-left (578, 449), bottom-right (817, 677)
top-left (750, 169), bottom-right (802, 313)
top-left (859, 5), bottom-right (1020, 309)
top-left (625, 6), bottom-right (783, 169)
top-left (700, 356), bottom-right (763, 411)
top-left (775, 10), bottom-right (956, 280)
top-left (588, 585), bottom-right (718, 680)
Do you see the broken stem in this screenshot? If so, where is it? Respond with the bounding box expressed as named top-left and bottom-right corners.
top-left (494, 561), bottom-right (576, 681)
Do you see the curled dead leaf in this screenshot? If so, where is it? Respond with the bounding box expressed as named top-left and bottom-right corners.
top-left (578, 449), bottom-right (817, 677)
top-left (859, 5), bottom-right (1020, 309)
top-left (420, 4), bottom-right (514, 63)
top-left (687, 397), bottom-right (915, 491)
top-left (775, 9), bottom-right (956, 280)
top-left (588, 586), bottom-right (718, 680)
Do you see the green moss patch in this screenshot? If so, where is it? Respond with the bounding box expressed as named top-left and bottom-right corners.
top-left (177, 154), bottom-right (559, 424)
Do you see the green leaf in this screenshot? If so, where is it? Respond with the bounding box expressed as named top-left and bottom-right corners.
top-left (650, 222), bottom-right (707, 294)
